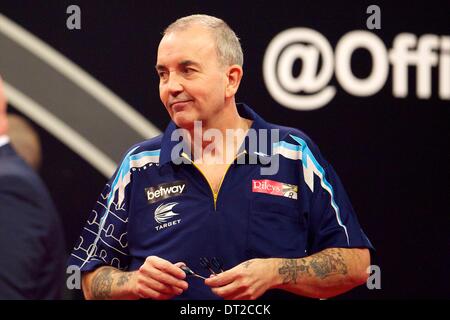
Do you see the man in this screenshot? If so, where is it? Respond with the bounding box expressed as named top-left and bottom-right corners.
top-left (0, 76), bottom-right (66, 299)
top-left (7, 114), bottom-right (42, 171)
top-left (69, 15), bottom-right (373, 300)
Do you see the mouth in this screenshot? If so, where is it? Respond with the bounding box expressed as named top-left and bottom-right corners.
top-left (170, 100), bottom-right (192, 112)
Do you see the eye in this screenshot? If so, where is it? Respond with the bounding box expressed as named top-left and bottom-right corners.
top-left (158, 70), bottom-right (168, 80)
top-left (183, 67), bottom-right (196, 74)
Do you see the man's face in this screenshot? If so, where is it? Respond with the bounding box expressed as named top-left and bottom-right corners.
top-left (0, 76), bottom-right (8, 135)
top-left (156, 25), bottom-right (228, 129)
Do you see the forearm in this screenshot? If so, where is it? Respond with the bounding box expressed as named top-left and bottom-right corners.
top-left (82, 266), bottom-right (137, 300)
top-left (272, 248), bottom-right (370, 299)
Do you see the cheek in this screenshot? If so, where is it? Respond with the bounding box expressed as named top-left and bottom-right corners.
top-left (159, 86), bottom-right (171, 114)
top-left (198, 80), bottom-right (224, 100)
top-left (211, 76), bottom-right (227, 95)
top-left (159, 83), bottom-right (165, 99)
top-left (159, 85), bottom-right (169, 104)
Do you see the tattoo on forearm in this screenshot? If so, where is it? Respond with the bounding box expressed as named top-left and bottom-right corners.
top-left (242, 260), bottom-right (254, 269)
top-left (92, 268), bottom-right (114, 299)
top-left (309, 249), bottom-right (348, 279)
top-left (278, 249), bottom-right (348, 284)
top-left (117, 273), bottom-right (132, 287)
top-left (278, 259), bottom-right (310, 284)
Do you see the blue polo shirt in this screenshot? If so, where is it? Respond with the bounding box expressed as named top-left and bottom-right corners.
top-left (69, 103), bottom-right (373, 299)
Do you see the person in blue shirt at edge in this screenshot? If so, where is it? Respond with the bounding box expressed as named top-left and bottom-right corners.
top-left (69, 14), bottom-right (374, 300)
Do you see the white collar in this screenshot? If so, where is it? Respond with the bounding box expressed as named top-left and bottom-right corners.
top-left (0, 135), bottom-right (10, 148)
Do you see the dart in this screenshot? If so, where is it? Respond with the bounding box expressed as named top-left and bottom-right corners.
top-left (211, 257), bottom-right (224, 273)
top-left (200, 257), bottom-right (217, 275)
top-left (180, 265), bottom-right (207, 280)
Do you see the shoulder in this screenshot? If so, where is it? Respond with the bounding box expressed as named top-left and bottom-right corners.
top-left (0, 156), bottom-right (58, 223)
top-left (121, 134), bottom-right (164, 159)
top-left (0, 155), bottom-right (39, 194)
top-left (266, 122), bottom-right (321, 154)
top-left (108, 134), bottom-right (164, 180)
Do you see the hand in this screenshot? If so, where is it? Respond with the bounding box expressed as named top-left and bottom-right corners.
top-left (133, 255), bottom-right (189, 300)
top-left (204, 258), bottom-right (277, 300)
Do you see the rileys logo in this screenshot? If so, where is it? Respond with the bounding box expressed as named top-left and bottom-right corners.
top-left (252, 179), bottom-right (298, 199)
top-left (145, 181), bottom-right (186, 204)
top-left (154, 202), bottom-right (181, 231)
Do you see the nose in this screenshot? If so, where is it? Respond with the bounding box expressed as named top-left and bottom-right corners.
top-left (166, 72), bottom-right (184, 97)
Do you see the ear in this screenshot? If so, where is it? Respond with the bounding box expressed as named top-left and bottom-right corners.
top-left (225, 65), bottom-right (243, 98)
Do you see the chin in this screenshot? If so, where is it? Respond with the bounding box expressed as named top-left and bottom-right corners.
top-left (172, 114), bottom-right (196, 130)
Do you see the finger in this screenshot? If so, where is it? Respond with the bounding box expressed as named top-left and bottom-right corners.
top-left (223, 292), bottom-right (254, 300)
top-left (211, 281), bottom-right (244, 298)
top-left (146, 256), bottom-right (186, 279)
top-left (139, 264), bottom-right (188, 290)
top-left (136, 285), bottom-right (173, 300)
top-left (221, 285), bottom-right (257, 300)
top-left (137, 275), bottom-right (184, 296)
top-left (174, 261), bottom-right (187, 268)
top-left (204, 268), bottom-right (236, 287)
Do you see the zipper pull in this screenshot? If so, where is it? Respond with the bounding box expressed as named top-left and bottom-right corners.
top-left (213, 192), bottom-right (218, 210)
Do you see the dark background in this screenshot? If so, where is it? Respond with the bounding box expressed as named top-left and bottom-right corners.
top-left (0, 0), bottom-right (448, 299)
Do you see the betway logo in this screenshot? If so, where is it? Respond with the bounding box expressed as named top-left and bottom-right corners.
top-left (145, 181), bottom-right (186, 204)
top-left (263, 28), bottom-right (450, 110)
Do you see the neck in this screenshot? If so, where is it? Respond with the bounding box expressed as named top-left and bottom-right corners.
top-left (187, 102), bottom-right (252, 163)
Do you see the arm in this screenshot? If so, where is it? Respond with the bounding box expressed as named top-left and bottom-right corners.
top-left (274, 247), bottom-right (370, 298)
top-left (0, 181), bottom-right (51, 299)
top-left (82, 256), bottom-right (189, 300)
top-left (82, 266), bottom-right (136, 300)
top-left (205, 247), bottom-right (370, 299)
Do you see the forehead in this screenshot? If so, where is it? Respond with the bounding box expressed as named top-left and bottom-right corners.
top-left (157, 25), bottom-right (218, 65)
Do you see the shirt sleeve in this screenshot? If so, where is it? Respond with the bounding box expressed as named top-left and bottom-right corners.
top-left (299, 138), bottom-right (375, 255)
top-left (0, 181), bottom-right (50, 298)
top-left (0, 173), bottom-right (66, 299)
top-left (68, 153), bottom-right (135, 273)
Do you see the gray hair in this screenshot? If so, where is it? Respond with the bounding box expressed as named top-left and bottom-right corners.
top-left (163, 14), bottom-right (244, 67)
